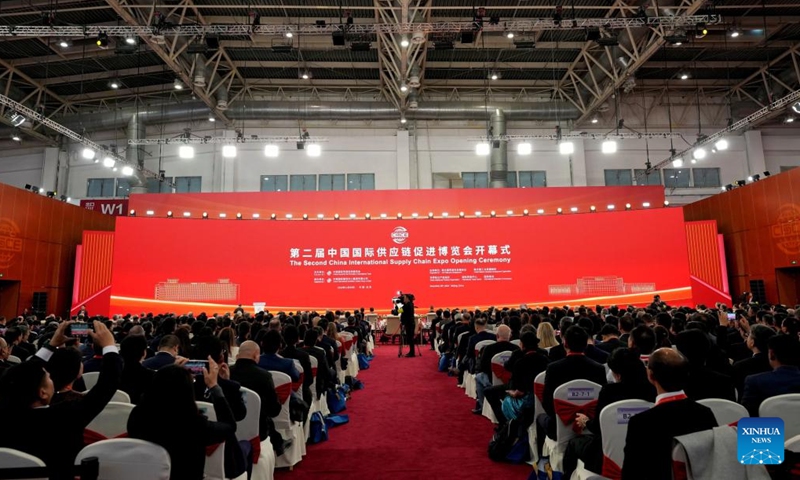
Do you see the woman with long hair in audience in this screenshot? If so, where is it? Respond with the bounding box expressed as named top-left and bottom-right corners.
top-left (218, 326), bottom-right (237, 361)
top-left (174, 326), bottom-right (193, 357)
top-left (536, 321), bottom-right (559, 349)
top-left (654, 325), bottom-right (672, 348)
top-left (128, 359), bottom-right (236, 480)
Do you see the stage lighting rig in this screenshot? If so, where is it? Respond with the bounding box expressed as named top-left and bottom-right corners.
top-left (96, 32), bottom-right (109, 48)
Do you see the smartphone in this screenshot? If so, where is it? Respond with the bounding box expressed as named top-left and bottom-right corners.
top-left (184, 360), bottom-right (209, 375)
top-left (727, 313), bottom-right (736, 321)
top-left (71, 323), bottom-right (90, 337)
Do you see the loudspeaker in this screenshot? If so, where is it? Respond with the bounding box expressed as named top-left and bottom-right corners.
top-left (332, 31), bottom-right (345, 46)
top-left (32, 291), bottom-right (47, 316)
top-left (749, 279), bottom-right (766, 304)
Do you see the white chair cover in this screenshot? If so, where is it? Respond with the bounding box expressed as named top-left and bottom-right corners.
top-left (82, 371), bottom-right (100, 390)
top-left (269, 371), bottom-right (304, 469)
top-left (75, 439), bottom-right (170, 480)
top-left (598, 399), bottom-right (652, 478)
top-left (237, 387), bottom-right (274, 480)
top-left (110, 390), bottom-right (131, 403)
top-left (195, 402), bottom-right (247, 480)
top-left (464, 373), bottom-right (477, 399)
top-left (529, 371), bottom-right (547, 465)
top-left (474, 339), bottom-right (496, 360)
top-left (307, 355), bottom-right (320, 414)
top-left (542, 379), bottom-right (602, 473)
top-left (6, 355), bottom-right (21, 364)
top-left (0, 447), bottom-right (46, 480)
top-left (759, 394), bottom-right (800, 440)
top-left (786, 434), bottom-right (800, 453)
top-left (510, 339), bottom-right (521, 348)
top-left (334, 341), bottom-right (345, 384)
top-left (697, 398), bottom-right (748, 427)
top-left (85, 402), bottom-right (134, 441)
top-left (490, 351), bottom-right (514, 386)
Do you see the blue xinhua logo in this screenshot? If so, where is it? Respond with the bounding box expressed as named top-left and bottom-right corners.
top-left (737, 417), bottom-right (784, 465)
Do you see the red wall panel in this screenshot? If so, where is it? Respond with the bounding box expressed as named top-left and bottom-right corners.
top-left (685, 221), bottom-right (725, 292)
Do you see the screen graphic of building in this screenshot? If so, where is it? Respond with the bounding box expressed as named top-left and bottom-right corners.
top-left (155, 279), bottom-right (240, 302)
top-left (548, 276), bottom-right (656, 296)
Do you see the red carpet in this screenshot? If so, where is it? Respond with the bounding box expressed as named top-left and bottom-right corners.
top-left (275, 345), bottom-right (531, 480)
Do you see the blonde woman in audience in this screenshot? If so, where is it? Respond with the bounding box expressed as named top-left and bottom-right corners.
top-left (537, 322), bottom-right (559, 349)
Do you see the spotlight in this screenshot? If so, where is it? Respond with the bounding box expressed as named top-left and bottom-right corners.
top-left (397, 213), bottom-right (403, 219)
top-left (334, 214), bottom-right (340, 220)
top-left (559, 141), bottom-right (574, 155)
top-left (179, 145), bottom-right (195, 159)
top-left (459, 212), bottom-right (465, 218)
top-left (306, 144), bottom-right (321, 157)
top-left (680, 73), bottom-right (689, 80)
top-left (380, 213), bottom-right (387, 219)
top-left (209, 116), bottom-right (216, 122)
top-left (96, 32), bottom-right (109, 48)
top-left (730, 28), bottom-right (741, 38)
top-left (747, 176), bottom-right (754, 182)
top-left (252, 213), bottom-right (260, 219)
top-left (714, 138), bottom-right (729, 151)
top-left (58, 39), bottom-right (70, 48)
top-left (506, 32), bottom-right (514, 39)
top-left (428, 212), bottom-right (434, 219)
top-left (400, 36), bottom-right (410, 48)
top-left (236, 213), bottom-right (243, 219)
top-left (317, 214), bottom-right (324, 219)
top-left (793, 102), bottom-right (800, 115)
top-left (517, 142), bottom-right (532, 155)
top-left (219, 213), bottom-right (227, 218)
top-left (506, 210), bottom-right (513, 216)
top-left (38, 188), bottom-right (45, 194)
top-left (285, 31), bottom-right (293, 38)
top-left (475, 142), bottom-right (490, 156)
top-left (537, 209), bottom-right (545, 215)
top-left (303, 214), bottom-right (309, 220)
top-left (591, 117), bottom-right (598, 124)
top-left (693, 148), bottom-right (707, 160)
top-left (11, 133), bottom-right (21, 142)
top-left (202, 212), bottom-right (208, 218)
top-left (601, 140), bottom-right (617, 154)
top-left (490, 211), bottom-right (496, 217)
top-left (102, 157), bottom-right (115, 168)
top-left (763, 171), bottom-right (771, 177)
top-left (475, 211), bottom-right (482, 217)
top-left (607, 204), bottom-right (615, 210)
top-left (82, 148), bottom-right (96, 160)
top-left (301, 71), bottom-right (310, 80)
top-left (365, 213), bottom-right (371, 220)
top-left (570, 207), bottom-right (578, 213)
top-left (125, 36), bottom-right (136, 45)
top-left (222, 145), bottom-right (237, 158)
top-left (146, 210), bottom-right (155, 216)
top-left (400, 83), bottom-right (408, 92)
top-left (523, 209), bottom-right (529, 216)
top-left (490, 72), bottom-right (498, 81)
top-left (270, 213), bottom-right (277, 220)
top-left (664, 201), bottom-right (670, 207)
top-left (590, 205), bottom-right (596, 212)
top-left (723, 184), bottom-right (733, 191)
top-left (109, 79), bottom-right (120, 89)
top-left (183, 211), bottom-right (191, 217)
top-left (642, 202), bottom-right (650, 208)
top-left (786, 117), bottom-right (795, 124)
top-left (129, 209), bottom-right (136, 216)
top-left (625, 203), bottom-right (631, 210)
top-left (121, 165), bottom-right (134, 176)
top-left (441, 212), bottom-right (449, 218)
top-left (264, 144), bottom-right (279, 158)
top-left (672, 157), bottom-right (684, 168)
top-left (8, 112), bottom-right (25, 127)
top-left (556, 208), bottom-right (562, 214)
top-left (696, 23), bottom-right (708, 38)
top-left (411, 212), bottom-right (418, 218)
top-left (173, 79), bottom-right (183, 90)
top-left (167, 210), bottom-right (173, 217)
top-left (400, 116), bottom-right (407, 124)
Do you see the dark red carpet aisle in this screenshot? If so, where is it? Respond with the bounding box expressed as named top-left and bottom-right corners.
top-left (275, 345), bottom-right (531, 480)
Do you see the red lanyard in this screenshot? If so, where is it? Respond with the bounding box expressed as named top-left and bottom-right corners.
top-left (655, 393), bottom-right (687, 406)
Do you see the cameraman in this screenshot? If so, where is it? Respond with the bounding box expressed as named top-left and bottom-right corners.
top-left (400, 294), bottom-right (416, 357)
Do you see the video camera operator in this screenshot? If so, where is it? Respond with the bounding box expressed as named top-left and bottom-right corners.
top-left (399, 293), bottom-right (416, 357)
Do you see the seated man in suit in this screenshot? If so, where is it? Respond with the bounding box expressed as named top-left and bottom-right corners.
top-left (259, 329), bottom-right (301, 382)
top-left (741, 333), bottom-right (800, 416)
top-left (230, 340), bottom-right (286, 456)
top-left (280, 325), bottom-right (313, 406)
top-left (538, 326), bottom-right (606, 451)
top-left (473, 324), bottom-right (517, 414)
top-left (674, 329), bottom-right (735, 401)
top-left (628, 325), bottom-right (657, 363)
top-left (462, 317), bottom-right (496, 382)
top-left (302, 329), bottom-right (333, 398)
top-left (0, 337), bottom-right (13, 374)
top-left (732, 324), bottom-right (775, 401)
top-left (142, 334), bottom-right (184, 370)
top-left (622, 348), bottom-right (718, 480)
top-left (596, 324), bottom-right (624, 354)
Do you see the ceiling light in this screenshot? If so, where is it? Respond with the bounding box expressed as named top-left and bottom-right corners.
top-left (591, 117), bottom-right (598, 124)
top-left (301, 71), bottom-right (310, 80)
top-left (82, 148), bottom-right (96, 160)
top-left (121, 165), bottom-right (134, 176)
top-left (559, 141), bottom-right (574, 155)
top-left (8, 112), bottom-right (25, 127)
top-left (173, 79), bottom-right (183, 90)
top-left (183, 211), bottom-right (191, 217)
top-left (506, 32), bottom-right (515, 39)
top-left (607, 204), bottom-right (615, 210)
top-left (222, 145), bottom-right (237, 158)
top-left (208, 116), bottom-right (216, 122)
top-left (693, 147), bottom-right (707, 160)
top-left (642, 202), bottom-right (651, 208)
top-left (400, 36), bottom-right (410, 47)
top-left (714, 138), bottom-right (729, 151)
top-left (96, 32), bottom-right (109, 48)
top-left (146, 210), bottom-right (154, 216)
top-left (490, 73), bottom-right (498, 81)
top-left (285, 31), bottom-right (293, 38)
top-left (317, 214), bottom-right (324, 219)
top-left (179, 145), bottom-right (194, 159)
top-left (475, 142), bottom-right (490, 156)
top-left (11, 133), bottom-right (21, 142)
top-left (400, 116), bottom-right (407, 124)
top-left (672, 157), bottom-right (684, 168)
top-left (601, 139), bottom-right (617, 154)
top-left (680, 73), bottom-right (689, 80)
top-left (125, 36), bottom-right (136, 45)
top-left (786, 117), bottom-right (795, 123)
top-left (264, 144), bottom-right (279, 158)
top-left (537, 209), bottom-right (545, 214)
top-left (306, 143), bottom-right (321, 157)
top-left (517, 142), bottom-right (532, 155)
top-left (475, 211), bottom-right (482, 217)
top-left (109, 80), bottom-right (120, 89)
top-left (102, 156), bottom-right (115, 168)
top-left (400, 83), bottom-right (408, 92)
top-left (570, 207), bottom-right (578, 213)
top-left (730, 28), bottom-right (741, 38)
top-left (58, 39), bottom-right (70, 48)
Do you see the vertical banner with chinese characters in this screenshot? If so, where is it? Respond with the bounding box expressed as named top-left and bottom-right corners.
top-left (108, 208), bottom-right (693, 315)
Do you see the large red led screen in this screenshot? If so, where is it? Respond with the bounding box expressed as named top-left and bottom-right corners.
top-left (109, 208), bottom-right (692, 314)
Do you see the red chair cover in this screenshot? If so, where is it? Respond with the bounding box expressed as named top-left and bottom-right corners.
top-left (553, 398), bottom-right (598, 433)
top-left (728, 420), bottom-right (739, 427)
top-left (490, 363), bottom-right (511, 384)
top-left (292, 372), bottom-right (305, 392)
top-left (311, 367), bottom-right (318, 377)
top-left (276, 383), bottom-right (292, 404)
top-left (205, 443), bottom-right (222, 457)
top-left (601, 455), bottom-right (622, 480)
top-left (249, 436), bottom-right (261, 464)
top-left (672, 460), bottom-right (687, 480)
top-left (83, 429), bottom-right (128, 446)
top-left (533, 383), bottom-right (545, 403)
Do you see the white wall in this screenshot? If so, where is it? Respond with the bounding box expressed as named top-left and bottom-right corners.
top-left (1, 120), bottom-right (799, 205)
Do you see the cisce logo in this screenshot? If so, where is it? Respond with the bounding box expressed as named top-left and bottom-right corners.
top-left (737, 417), bottom-right (784, 465)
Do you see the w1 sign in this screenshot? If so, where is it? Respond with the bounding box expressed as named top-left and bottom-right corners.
top-left (80, 199), bottom-right (129, 216)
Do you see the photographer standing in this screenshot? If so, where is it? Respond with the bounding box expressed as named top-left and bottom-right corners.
top-left (400, 294), bottom-right (416, 357)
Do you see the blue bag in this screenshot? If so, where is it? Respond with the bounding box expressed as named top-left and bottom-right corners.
top-left (357, 353), bottom-right (371, 370)
top-left (325, 414), bottom-right (350, 428)
top-left (505, 428), bottom-right (530, 463)
top-left (326, 388), bottom-right (347, 413)
top-left (438, 353), bottom-right (452, 372)
top-left (308, 412), bottom-right (328, 444)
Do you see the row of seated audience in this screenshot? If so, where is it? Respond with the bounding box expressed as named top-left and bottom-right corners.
top-left (0, 308), bottom-right (372, 480)
top-left (432, 300), bottom-right (800, 479)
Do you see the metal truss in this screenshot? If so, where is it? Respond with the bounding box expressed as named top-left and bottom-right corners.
top-left (557, 0), bottom-right (708, 126)
top-left (470, 132), bottom-right (684, 141)
top-left (0, 15), bottom-right (719, 38)
top-left (128, 136), bottom-right (329, 145)
top-left (728, 42), bottom-right (800, 108)
top-left (649, 89), bottom-right (800, 172)
top-left (0, 92), bottom-right (161, 179)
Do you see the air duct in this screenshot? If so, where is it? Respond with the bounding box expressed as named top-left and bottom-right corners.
top-left (125, 114), bottom-right (147, 194)
top-left (489, 108), bottom-right (508, 188)
top-left (54, 101), bottom-right (579, 132)
top-left (216, 87), bottom-right (228, 110)
top-left (193, 54), bottom-right (207, 87)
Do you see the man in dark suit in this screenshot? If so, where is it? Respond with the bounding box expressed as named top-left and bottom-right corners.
top-left (142, 334), bottom-right (183, 370)
top-left (547, 318), bottom-right (574, 362)
top-left (539, 326), bottom-right (607, 444)
top-left (622, 348), bottom-right (718, 480)
top-left (0, 321), bottom-right (121, 479)
top-left (473, 325), bottom-right (516, 413)
top-left (741, 334), bottom-right (800, 416)
top-left (230, 341), bottom-right (285, 454)
top-left (258, 330), bottom-right (300, 382)
top-left (732, 324), bottom-right (775, 401)
top-left (5, 326), bottom-right (35, 361)
top-left (628, 325), bottom-right (657, 363)
top-left (280, 325), bottom-right (313, 406)
top-left (596, 324), bottom-right (624, 354)
top-left (675, 329), bottom-right (736, 401)
top-left (301, 329), bottom-right (333, 398)
top-left (0, 337), bottom-right (13, 374)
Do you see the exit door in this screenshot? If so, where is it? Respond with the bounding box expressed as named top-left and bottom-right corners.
top-left (0, 280), bottom-right (20, 319)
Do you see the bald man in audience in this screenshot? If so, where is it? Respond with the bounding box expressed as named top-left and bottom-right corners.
top-left (621, 348), bottom-right (718, 480)
top-left (473, 325), bottom-right (518, 414)
top-left (0, 338), bottom-right (12, 373)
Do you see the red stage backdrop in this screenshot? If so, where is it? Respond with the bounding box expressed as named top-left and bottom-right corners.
top-left (108, 208), bottom-right (693, 314)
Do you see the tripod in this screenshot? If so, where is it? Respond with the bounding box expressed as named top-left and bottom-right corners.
top-left (398, 322), bottom-right (422, 358)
